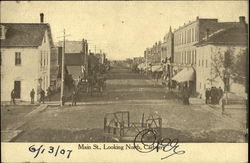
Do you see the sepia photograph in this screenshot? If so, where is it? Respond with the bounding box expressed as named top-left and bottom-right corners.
top-left (0, 0), bottom-right (248, 162)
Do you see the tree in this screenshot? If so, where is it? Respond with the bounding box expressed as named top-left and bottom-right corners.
top-left (211, 46), bottom-right (248, 92)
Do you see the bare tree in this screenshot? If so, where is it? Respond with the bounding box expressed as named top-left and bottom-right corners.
top-left (211, 46), bottom-right (247, 92)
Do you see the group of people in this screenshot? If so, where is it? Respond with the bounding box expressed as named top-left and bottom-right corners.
top-left (10, 88), bottom-right (46, 105)
top-left (205, 86), bottom-right (224, 105)
top-left (30, 88), bottom-right (46, 104)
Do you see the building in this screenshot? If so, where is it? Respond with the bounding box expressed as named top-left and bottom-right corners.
top-left (133, 56), bottom-right (144, 65)
top-left (57, 40), bottom-right (88, 81)
top-left (144, 41), bottom-right (162, 68)
top-left (195, 21), bottom-right (248, 98)
top-left (172, 16), bottom-right (247, 93)
top-left (0, 13), bottom-right (55, 102)
top-left (162, 26), bottom-right (174, 79)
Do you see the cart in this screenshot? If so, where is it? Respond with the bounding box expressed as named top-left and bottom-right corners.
top-left (104, 111), bottom-right (162, 142)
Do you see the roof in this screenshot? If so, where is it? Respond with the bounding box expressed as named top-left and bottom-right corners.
top-left (57, 41), bottom-right (82, 53)
top-left (0, 23), bottom-right (54, 47)
top-left (64, 53), bottom-right (84, 66)
top-left (195, 24), bottom-right (248, 47)
top-left (66, 66), bottom-right (82, 80)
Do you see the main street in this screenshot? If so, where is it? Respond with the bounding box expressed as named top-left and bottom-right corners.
top-left (2, 66), bottom-right (247, 142)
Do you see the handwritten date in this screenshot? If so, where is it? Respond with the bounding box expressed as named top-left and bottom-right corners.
top-left (29, 145), bottom-right (73, 159)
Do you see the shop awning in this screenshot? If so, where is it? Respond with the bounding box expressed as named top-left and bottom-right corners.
top-left (172, 67), bottom-right (195, 82)
top-left (151, 65), bottom-right (163, 72)
top-left (138, 63), bottom-right (145, 69)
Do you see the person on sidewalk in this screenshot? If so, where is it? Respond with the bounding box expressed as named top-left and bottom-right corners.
top-left (205, 88), bottom-right (211, 104)
top-left (71, 90), bottom-right (78, 106)
top-left (30, 89), bottom-right (35, 104)
top-left (39, 89), bottom-right (45, 104)
top-left (218, 87), bottom-right (224, 104)
top-left (11, 89), bottom-right (16, 105)
top-left (46, 87), bottom-right (51, 101)
top-left (210, 87), bottom-right (217, 104)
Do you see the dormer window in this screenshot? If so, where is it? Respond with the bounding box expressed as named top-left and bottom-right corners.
top-left (44, 34), bottom-right (46, 43)
top-left (0, 25), bottom-right (6, 40)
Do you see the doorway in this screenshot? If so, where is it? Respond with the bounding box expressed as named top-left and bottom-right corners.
top-left (14, 81), bottom-right (21, 99)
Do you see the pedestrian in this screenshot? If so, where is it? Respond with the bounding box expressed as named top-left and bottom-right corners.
top-left (186, 86), bottom-right (191, 105)
top-left (71, 90), bottom-right (77, 106)
top-left (30, 89), bottom-right (35, 104)
top-left (205, 88), bottom-right (211, 104)
top-left (47, 87), bottom-right (51, 101)
top-left (214, 87), bottom-right (220, 104)
top-left (39, 89), bottom-right (45, 104)
top-left (210, 87), bottom-right (216, 104)
top-left (11, 89), bottom-right (16, 105)
top-left (218, 87), bottom-right (224, 103)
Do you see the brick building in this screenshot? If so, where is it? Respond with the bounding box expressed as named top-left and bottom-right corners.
top-left (172, 16), bottom-right (247, 93)
top-left (195, 20), bottom-right (248, 98)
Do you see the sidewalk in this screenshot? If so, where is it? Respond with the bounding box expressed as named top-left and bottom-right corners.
top-left (1, 104), bottom-right (49, 141)
top-left (190, 97), bottom-right (247, 133)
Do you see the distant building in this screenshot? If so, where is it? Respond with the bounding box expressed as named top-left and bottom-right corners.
top-left (144, 41), bottom-right (162, 66)
top-left (0, 13), bottom-right (55, 102)
top-left (133, 56), bottom-right (144, 64)
top-left (195, 21), bottom-right (248, 98)
top-left (57, 40), bottom-right (88, 81)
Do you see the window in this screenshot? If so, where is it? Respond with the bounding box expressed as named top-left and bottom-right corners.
top-left (182, 52), bottom-right (184, 64)
top-left (15, 52), bottom-right (21, 65)
top-left (206, 60), bottom-right (208, 67)
top-left (44, 34), bottom-right (46, 43)
top-left (194, 26), bottom-right (197, 41)
top-left (40, 51), bottom-right (43, 67)
top-left (46, 52), bottom-right (48, 66)
top-left (194, 50), bottom-right (197, 64)
top-left (202, 59), bottom-right (204, 67)
top-left (192, 28), bottom-right (194, 42)
top-left (199, 60), bottom-right (200, 66)
top-left (43, 52), bottom-right (46, 66)
top-left (184, 31), bottom-right (186, 44)
top-left (0, 26), bottom-right (2, 38)
top-left (200, 82), bottom-right (202, 89)
top-left (184, 51), bottom-right (186, 64)
top-left (191, 51), bottom-right (194, 64)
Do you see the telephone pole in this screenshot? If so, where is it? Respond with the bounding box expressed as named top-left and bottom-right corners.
top-left (60, 29), bottom-right (66, 106)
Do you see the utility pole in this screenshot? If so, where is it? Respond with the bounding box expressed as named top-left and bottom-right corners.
top-left (60, 29), bottom-right (66, 106)
top-left (57, 30), bottom-right (70, 106)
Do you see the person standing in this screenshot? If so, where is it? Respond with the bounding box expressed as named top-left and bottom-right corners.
top-left (71, 91), bottom-right (77, 106)
top-left (11, 89), bottom-right (16, 105)
top-left (205, 88), bottom-right (211, 104)
top-left (47, 87), bottom-right (52, 101)
top-left (39, 89), bottom-right (45, 104)
top-left (30, 89), bottom-right (35, 104)
top-left (218, 87), bottom-right (224, 103)
top-left (210, 87), bottom-right (216, 104)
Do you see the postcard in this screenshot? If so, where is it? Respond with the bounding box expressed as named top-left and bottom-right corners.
top-left (1, 1), bottom-right (248, 162)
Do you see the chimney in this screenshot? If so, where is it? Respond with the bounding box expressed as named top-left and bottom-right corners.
top-left (40, 13), bottom-right (44, 23)
top-left (239, 16), bottom-right (246, 24)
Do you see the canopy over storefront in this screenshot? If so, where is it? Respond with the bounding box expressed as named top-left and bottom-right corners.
top-left (151, 65), bottom-right (163, 72)
top-left (138, 63), bottom-right (146, 70)
top-left (172, 67), bottom-right (195, 82)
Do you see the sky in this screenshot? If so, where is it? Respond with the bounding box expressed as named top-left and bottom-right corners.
top-left (1, 1), bottom-right (248, 60)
